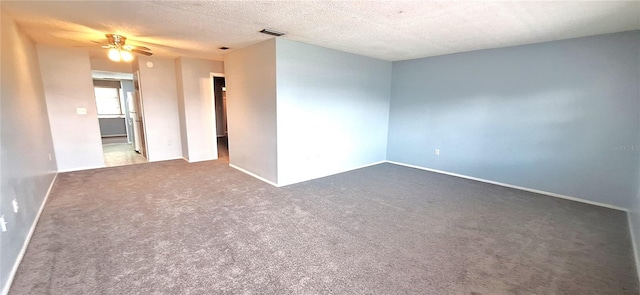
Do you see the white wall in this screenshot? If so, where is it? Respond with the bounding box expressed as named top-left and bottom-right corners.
top-left (0, 10), bottom-right (57, 293)
top-left (175, 57), bottom-right (224, 162)
top-left (224, 39), bottom-right (278, 183)
top-left (275, 39), bottom-right (392, 186)
top-left (90, 56), bottom-right (133, 73)
top-left (37, 45), bottom-right (105, 172)
top-left (136, 56), bottom-right (183, 162)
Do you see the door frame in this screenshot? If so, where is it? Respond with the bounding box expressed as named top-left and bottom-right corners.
top-left (210, 72), bottom-right (225, 160)
top-left (133, 70), bottom-right (150, 159)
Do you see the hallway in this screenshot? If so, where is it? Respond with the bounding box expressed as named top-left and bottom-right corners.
top-left (217, 136), bottom-right (228, 162)
top-left (102, 143), bottom-right (147, 167)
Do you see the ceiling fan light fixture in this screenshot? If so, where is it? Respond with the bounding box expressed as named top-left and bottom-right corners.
top-left (108, 48), bottom-right (121, 62)
top-left (107, 48), bottom-right (134, 62)
top-left (121, 50), bottom-right (133, 62)
top-left (99, 33), bottom-right (152, 62)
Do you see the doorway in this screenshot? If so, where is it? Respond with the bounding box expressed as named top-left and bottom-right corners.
top-left (213, 76), bottom-right (228, 162)
top-left (92, 70), bottom-right (148, 167)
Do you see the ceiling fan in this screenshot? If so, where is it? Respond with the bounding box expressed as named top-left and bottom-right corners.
top-left (93, 34), bottom-right (152, 62)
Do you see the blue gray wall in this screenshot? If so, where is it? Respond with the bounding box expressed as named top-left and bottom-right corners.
top-left (275, 39), bottom-right (391, 185)
top-left (387, 31), bottom-right (640, 209)
top-left (630, 50), bottom-right (640, 276)
top-left (1, 10), bottom-right (57, 293)
top-left (632, 154), bottom-right (640, 277)
top-left (98, 118), bottom-right (127, 136)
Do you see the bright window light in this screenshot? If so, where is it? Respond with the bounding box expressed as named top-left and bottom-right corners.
top-left (94, 87), bottom-right (122, 115)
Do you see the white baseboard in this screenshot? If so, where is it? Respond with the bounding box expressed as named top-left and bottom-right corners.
top-left (230, 161), bottom-right (387, 187)
top-left (627, 213), bottom-right (640, 286)
top-left (2, 173), bottom-right (58, 295)
top-left (229, 164), bottom-right (280, 187)
top-left (147, 157), bottom-right (185, 163)
top-left (183, 156), bottom-right (218, 163)
top-left (277, 161), bottom-right (387, 187)
top-left (385, 161), bottom-right (628, 212)
top-left (58, 165), bottom-right (105, 173)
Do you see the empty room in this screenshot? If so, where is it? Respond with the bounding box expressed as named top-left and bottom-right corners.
top-left (1, 1), bottom-right (639, 294)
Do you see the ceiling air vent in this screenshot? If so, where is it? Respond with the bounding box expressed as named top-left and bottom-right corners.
top-left (219, 47), bottom-right (230, 50)
top-left (259, 28), bottom-right (285, 37)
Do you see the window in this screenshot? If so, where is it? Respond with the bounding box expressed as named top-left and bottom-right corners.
top-left (94, 87), bottom-right (122, 115)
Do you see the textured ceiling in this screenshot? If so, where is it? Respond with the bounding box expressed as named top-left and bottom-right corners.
top-left (2, 1), bottom-right (639, 61)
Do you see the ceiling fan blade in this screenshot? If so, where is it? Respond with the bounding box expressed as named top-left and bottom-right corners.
top-left (130, 45), bottom-right (151, 51)
top-left (132, 48), bottom-right (153, 56)
top-left (91, 40), bottom-right (108, 45)
top-left (123, 45), bottom-right (151, 51)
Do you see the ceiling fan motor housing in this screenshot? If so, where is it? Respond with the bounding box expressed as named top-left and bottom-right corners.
top-left (106, 34), bottom-right (126, 47)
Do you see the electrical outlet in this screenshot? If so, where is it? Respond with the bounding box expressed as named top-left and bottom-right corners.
top-left (12, 199), bottom-right (18, 213)
top-left (48, 153), bottom-right (52, 161)
top-left (435, 149), bottom-right (440, 156)
top-left (0, 216), bottom-right (7, 232)
top-left (76, 107), bottom-right (87, 115)
top-left (167, 140), bottom-right (172, 146)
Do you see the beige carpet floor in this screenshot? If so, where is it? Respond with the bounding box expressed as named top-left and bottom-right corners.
top-left (9, 160), bottom-right (638, 294)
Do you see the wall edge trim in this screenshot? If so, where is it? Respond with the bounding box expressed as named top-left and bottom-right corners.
top-left (627, 213), bottom-right (640, 286)
top-left (229, 164), bottom-right (280, 187)
top-left (185, 156), bottom-right (219, 163)
top-left (2, 173), bottom-right (58, 295)
top-left (58, 165), bottom-right (105, 173)
top-left (385, 161), bottom-right (628, 212)
top-left (277, 160), bottom-right (388, 187)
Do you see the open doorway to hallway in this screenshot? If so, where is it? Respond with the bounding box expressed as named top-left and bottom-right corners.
top-left (93, 70), bottom-right (148, 167)
top-left (213, 76), bottom-right (228, 162)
